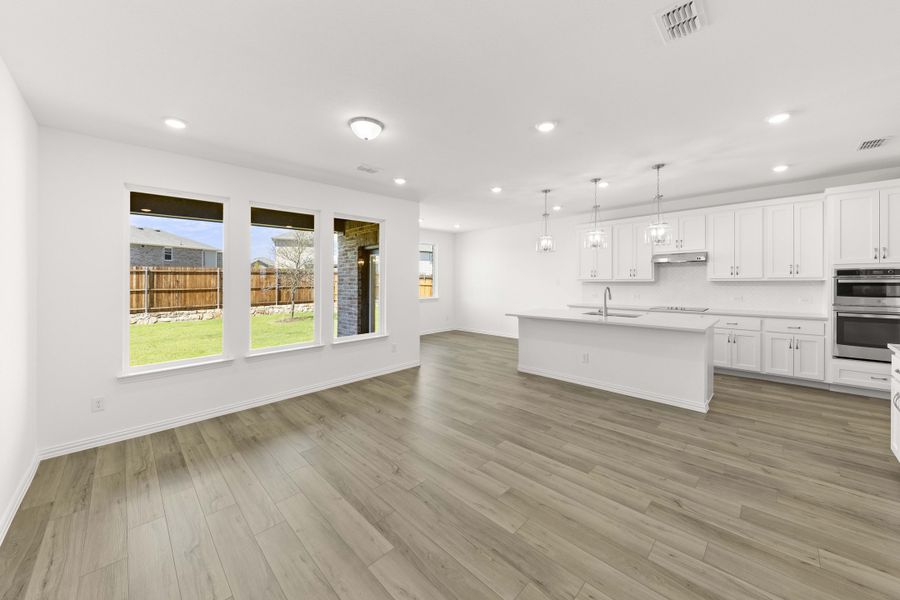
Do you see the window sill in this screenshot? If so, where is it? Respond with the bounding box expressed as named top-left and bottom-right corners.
top-left (331, 332), bottom-right (389, 345)
top-left (119, 355), bottom-right (234, 381)
top-left (419, 296), bottom-right (440, 301)
top-left (246, 342), bottom-right (324, 359)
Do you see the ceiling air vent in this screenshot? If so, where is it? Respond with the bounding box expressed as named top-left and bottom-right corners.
top-left (357, 163), bottom-right (381, 174)
top-left (858, 138), bottom-right (887, 151)
top-left (655, 0), bottom-right (707, 43)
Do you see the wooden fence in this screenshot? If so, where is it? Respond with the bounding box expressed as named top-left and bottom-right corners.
top-left (130, 266), bottom-right (433, 313)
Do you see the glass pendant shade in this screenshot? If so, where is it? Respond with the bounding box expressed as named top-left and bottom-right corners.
top-left (584, 178), bottom-right (608, 249)
top-left (644, 163), bottom-right (671, 246)
top-left (535, 189), bottom-right (555, 253)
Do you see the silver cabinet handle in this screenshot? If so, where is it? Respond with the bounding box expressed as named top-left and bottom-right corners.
top-left (870, 376), bottom-right (888, 381)
top-left (875, 247), bottom-right (879, 260)
top-left (788, 339), bottom-right (793, 350)
top-left (730, 266), bottom-right (734, 276)
top-left (788, 326), bottom-right (801, 330)
top-left (893, 392), bottom-right (900, 411)
top-left (725, 322), bottom-right (738, 326)
top-left (883, 247), bottom-right (888, 260)
top-left (789, 265), bottom-right (793, 274)
top-left (795, 264), bottom-right (799, 275)
top-left (735, 265), bottom-right (740, 276)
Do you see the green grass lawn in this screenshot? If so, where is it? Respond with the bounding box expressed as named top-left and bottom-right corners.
top-left (130, 313), bottom-right (315, 366)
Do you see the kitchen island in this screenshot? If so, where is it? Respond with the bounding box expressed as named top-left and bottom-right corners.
top-left (507, 308), bottom-right (718, 412)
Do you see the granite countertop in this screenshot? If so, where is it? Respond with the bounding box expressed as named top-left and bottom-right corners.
top-left (507, 308), bottom-right (718, 333)
top-left (566, 303), bottom-right (829, 321)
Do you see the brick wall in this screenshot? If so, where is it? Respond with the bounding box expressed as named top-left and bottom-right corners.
top-left (130, 244), bottom-right (207, 267)
top-left (336, 222), bottom-right (379, 336)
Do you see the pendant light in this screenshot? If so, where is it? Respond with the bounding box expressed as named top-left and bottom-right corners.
top-left (535, 189), bottom-right (556, 252)
top-left (584, 178), bottom-right (608, 249)
top-left (644, 163), bottom-right (673, 246)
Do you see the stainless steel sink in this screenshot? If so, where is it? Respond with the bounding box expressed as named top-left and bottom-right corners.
top-left (583, 311), bottom-right (641, 318)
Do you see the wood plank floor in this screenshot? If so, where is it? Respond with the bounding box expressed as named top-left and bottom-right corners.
top-left (3, 331), bottom-right (900, 600)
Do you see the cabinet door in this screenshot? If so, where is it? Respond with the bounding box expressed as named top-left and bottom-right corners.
top-left (891, 386), bottom-right (900, 462)
top-left (734, 207), bottom-right (764, 279)
top-left (765, 204), bottom-right (795, 279)
top-left (577, 230), bottom-right (598, 279)
top-left (612, 223), bottom-right (635, 280)
top-left (793, 335), bottom-right (825, 381)
top-left (595, 227), bottom-right (613, 280)
top-left (763, 333), bottom-right (794, 376)
top-left (731, 331), bottom-right (761, 372)
top-left (713, 330), bottom-right (731, 367)
top-left (708, 212), bottom-right (735, 279)
top-left (678, 213), bottom-right (707, 252)
top-left (794, 200), bottom-right (824, 279)
top-left (880, 187), bottom-right (900, 263)
top-left (632, 225), bottom-right (655, 281)
top-left (833, 190), bottom-right (880, 264)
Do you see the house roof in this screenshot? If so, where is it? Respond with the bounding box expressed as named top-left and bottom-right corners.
top-left (130, 226), bottom-right (219, 251)
top-left (271, 230), bottom-right (312, 242)
top-left (251, 256), bottom-right (275, 267)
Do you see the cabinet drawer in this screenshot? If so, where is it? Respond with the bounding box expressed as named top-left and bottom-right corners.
top-left (764, 319), bottom-right (825, 335)
top-left (833, 366), bottom-right (891, 391)
top-left (714, 316), bottom-right (761, 331)
top-left (893, 352), bottom-right (900, 383)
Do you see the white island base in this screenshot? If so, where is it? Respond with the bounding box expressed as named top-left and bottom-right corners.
top-left (509, 309), bottom-right (716, 413)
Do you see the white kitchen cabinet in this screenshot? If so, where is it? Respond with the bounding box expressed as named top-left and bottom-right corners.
top-left (612, 222), bottom-right (654, 281)
top-left (881, 187), bottom-right (900, 263)
top-left (577, 226), bottom-right (612, 280)
top-left (832, 189), bottom-right (883, 264)
top-left (708, 207), bottom-right (764, 279)
top-left (763, 332), bottom-right (824, 381)
top-left (764, 199), bottom-right (824, 279)
top-left (892, 355), bottom-right (899, 462)
top-left (651, 212), bottom-right (707, 253)
top-left (714, 328), bottom-right (761, 372)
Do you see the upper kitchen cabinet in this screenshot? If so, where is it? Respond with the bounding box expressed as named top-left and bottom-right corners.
top-left (708, 207), bottom-right (764, 280)
top-left (577, 225), bottom-right (613, 281)
top-left (831, 182), bottom-right (900, 264)
top-left (764, 198), bottom-right (824, 279)
top-left (612, 222), bottom-right (654, 281)
top-left (650, 212), bottom-right (707, 254)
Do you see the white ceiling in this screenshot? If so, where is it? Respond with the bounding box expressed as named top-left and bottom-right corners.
top-left (2, 0), bottom-right (900, 231)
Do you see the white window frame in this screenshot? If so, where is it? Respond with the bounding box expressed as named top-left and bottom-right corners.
top-left (163, 246), bottom-right (174, 261)
top-left (331, 213), bottom-right (387, 345)
top-left (121, 183), bottom-right (231, 377)
top-left (418, 242), bottom-right (437, 300)
top-left (247, 201), bottom-right (322, 356)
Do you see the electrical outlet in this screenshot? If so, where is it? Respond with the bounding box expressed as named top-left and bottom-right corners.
top-left (732, 295), bottom-right (744, 303)
top-left (91, 397), bottom-right (105, 413)
top-left (391, 343), bottom-right (398, 353)
top-left (799, 297), bottom-right (811, 304)
top-left (581, 353), bottom-right (590, 364)
top-left (633, 293), bottom-right (641, 300)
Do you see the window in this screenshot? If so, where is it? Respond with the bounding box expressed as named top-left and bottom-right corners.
top-left (334, 218), bottom-right (381, 338)
top-left (129, 192), bottom-right (224, 368)
top-left (250, 207), bottom-right (316, 350)
top-left (418, 243), bottom-right (435, 298)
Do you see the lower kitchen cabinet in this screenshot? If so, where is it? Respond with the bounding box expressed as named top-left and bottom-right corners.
top-left (714, 328), bottom-right (761, 372)
top-left (763, 332), bottom-right (825, 381)
top-left (892, 355), bottom-right (899, 461)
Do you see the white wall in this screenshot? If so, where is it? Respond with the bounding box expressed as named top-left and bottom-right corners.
top-left (37, 129), bottom-right (420, 454)
top-left (456, 211), bottom-right (828, 339)
top-left (418, 228), bottom-right (455, 334)
top-left (0, 58), bottom-right (39, 541)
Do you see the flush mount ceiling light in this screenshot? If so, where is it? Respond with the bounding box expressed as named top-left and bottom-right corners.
top-left (767, 112), bottom-right (791, 125)
top-left (597, 180), bottom-right (609, 188)
top-left (418, 218), bottom-right (424, 224)
top-left (552, 205), bottom-right (562, 212)
top-left (585, 178), bottom-right (609, 249)
top-left (348, 116), bottom-right (384, 140)
top-left (536, 189), bottom-right (556, 253)
top-left (453, 223), bottom-right (461, 229)
top-left (644, 164), bottom-right (673, 246)
top-left (163, 117), bottom-right (187, 130)
top-left (773, 164), bottom-right (789, 173)
top-left (393, 177), bottom-right (406, 185)
top-left (491, 186), bottom-right (502, 193)
top-left (535, 121), bottom-right (557, 133)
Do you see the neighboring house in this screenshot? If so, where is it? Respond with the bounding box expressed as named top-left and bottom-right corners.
top-left (130, 225), bottom-right (222, 267)
top-left (251, 256), bottom-right (275, 270)
top-left (271, 230), bottom-right (314, 269)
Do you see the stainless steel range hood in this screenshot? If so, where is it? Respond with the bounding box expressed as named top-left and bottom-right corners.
top-left (651, 251), bottom-right (708, 264)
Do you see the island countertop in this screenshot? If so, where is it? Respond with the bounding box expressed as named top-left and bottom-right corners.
top-left (507, 308), bottom-right (719, 333)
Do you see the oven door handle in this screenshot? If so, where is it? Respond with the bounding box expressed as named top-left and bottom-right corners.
top-left (836, 278), bottom-right (900, 283)
top-left (835, 312), bottom-right (900, 320)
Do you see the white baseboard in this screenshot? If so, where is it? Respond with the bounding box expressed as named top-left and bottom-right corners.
top-left (454, 327), bottom-right (518, 339)
top-left (0, 454), bottom-right (39, 548)
top-left (38, 360), bottom-right (421, 460)
top-left (715, 368), bottom-right (890, 399)
top-left (420, 327), bottom-right (456, 336)
top-left (518, 365), bottom-right (710, 413)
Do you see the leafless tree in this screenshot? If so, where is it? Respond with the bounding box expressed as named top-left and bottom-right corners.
top-left (269, 230), bottom-right (315, 319)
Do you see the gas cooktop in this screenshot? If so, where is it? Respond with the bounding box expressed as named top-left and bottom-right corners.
top-left (647, 306), bottom-right (710, 313)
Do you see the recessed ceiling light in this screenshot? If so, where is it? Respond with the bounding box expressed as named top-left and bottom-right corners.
top-left (163, 117), bottom-right (187, 130)
top-left (140, 208), bottom-right (152, 212)
top-left (348, 116), bottom-right (384, 140)
top-left (393, 177), bottom-right (406, 185)
top-left (552, 205), bottom-right (562, 211)
top-left (535, 121), bottom-right (557, 133)
top-left (772, 164), bottom-right (789, 173)
top-left (491, 186), bottom-right (502, 193)
top-left (453, 224), bottom-right (461, 229)
top-left (767, 113), bottom-right (791, 125)
top-left (597, 180), bottom-right (609, 188)
top-left (418, 218), bottom-right (424, 224)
